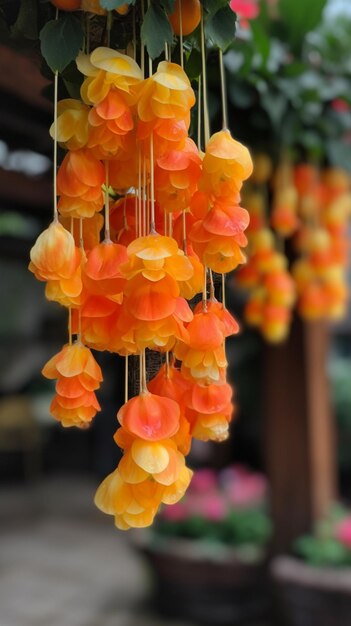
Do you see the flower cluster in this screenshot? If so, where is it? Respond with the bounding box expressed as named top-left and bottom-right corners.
top-left (292, 165), bottom-right (350, 320)
top-left (236, 157), bottom-right (350, 342)
top-left (29, 46), bottom-right (253, 528)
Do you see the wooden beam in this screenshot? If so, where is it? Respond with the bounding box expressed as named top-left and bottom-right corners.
top-left (0, 45), bottom-right (51, 112)
top-left (263, 316), bottom-right (337, 553)
top-left (0, 168), bottom-right (51, 208)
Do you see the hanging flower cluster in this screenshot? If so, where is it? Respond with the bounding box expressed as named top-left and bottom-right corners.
top-left (292, 165), bottom-right (350, 320)
top-left (236, 158), bottom-right (350, 342)
top-left (29, 36), bottom-right (253, 529)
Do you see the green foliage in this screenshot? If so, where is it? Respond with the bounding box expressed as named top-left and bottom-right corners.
top-left (141, 2), bottom-right (173, 59)
top-left (279, 0), bottom-right (326, 53)
top-left (205, 4), bottom-right (236, 51)
top-left (156, 507), bottom-right (272, 549)
top-left (12, 0), bottom-right (38, 40)
top-left (295, 536), bottom-right (351, 567)
top-left (100, 0), bottom-right (134, 8)
top-left (40, 13), bottom-right (84, 73)
top-left (294, 506), bottom-right (351, 567)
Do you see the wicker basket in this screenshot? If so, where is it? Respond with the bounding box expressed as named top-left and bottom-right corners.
top-left (271, 556), bottom-right (351, 626)
top-left (135, 535), bottom-right (271, 625)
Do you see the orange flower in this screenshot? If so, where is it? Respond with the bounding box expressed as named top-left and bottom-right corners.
top-left (138, 117), bottom-right (189, 157)
top-left (154, 138), bottom-right (201, 213)
top-left (148, 363), bottom-right (192, 454)
top-left (50, 99), bottom-right (90, 150)
top-left (117, 392), bottom-right (180, 441)
top-left (271, 186), bottom-right (299, 237)
top-left (60, 213), bottom-right (103, 251)
top-left (42, 342), bottom-right (102, 428)
top-left (29, 220), bottom-right (80, 282)
top-left (189, 197), bottom-right (249, 274)
top-left (174, 304), bottom-right (239, 383)
top-left (185, 381), bottom-right (234, 442)
top-left (138, 61), bottom-right (195, 123)
top-left (94, 464), bottom-right (192, 529)
top-left (77, 48), bottom-right (142, 106)
top-left (57, 149), bottom-right (104, 218)
top-left (83, 240), bottom-right (128, 301)
top-left (200, 130), bottom-right (253, 197)
top-left (87, 90), bottom-right (134, 158)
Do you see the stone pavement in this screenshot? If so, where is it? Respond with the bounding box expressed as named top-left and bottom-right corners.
top-left (0, 475), bottom-right (194, 626)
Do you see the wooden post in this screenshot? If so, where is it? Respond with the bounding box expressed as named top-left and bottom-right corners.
top-left (263, 315), bottom-right (337, 553)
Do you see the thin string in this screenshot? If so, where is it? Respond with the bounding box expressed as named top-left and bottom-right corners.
top-left (141, 0), bottom-right (145, 76)
top-left (179, 0), bottom-right (184, 69)
top-left (139, 353), bottom-right (143, 394)
top-left (132, 6), bottom-right (136, 60)
top-left (182, 210), bottom-right (187, 253)
top-left (104, 161), bottom-right (110, 241)
top-left (68, 215), bottom-right (74, 344)
top-left (219, 49), bottom-right (228, 130)
top-left (140, 158), bottom-right (148, 237)
top-left (125, 355), bottom-right (129, 403)
top-left (106, 11), bottom-right (112, 47)
top-left (200, 11), bottom-right (210, 145)
top-left (150, 134), bottom-right (155, 232)
top-left (222, 273), bottom-right (226, 308)
top-left (209, 269), bottom-right (215, 300)
top-left (165, 351), bottom-right (170, 378)
top-left (52, 8), bottom-right (59, 222)
top-left (197, 76), bottom-right (202, 151)
top-left (203, 265), bottom-right (208, 310)
top-left (138, 148), bottom-right (142, 237)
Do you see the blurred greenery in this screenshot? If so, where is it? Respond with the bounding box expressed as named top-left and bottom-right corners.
top-left (155, 506), bottom-right (272, 550)
top-left (295, 504), bottom-right (351, 567)
top-left (215, 0), bottom-right (351, 168)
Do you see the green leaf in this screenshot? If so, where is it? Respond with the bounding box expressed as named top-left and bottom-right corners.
top-left (11, 0), bottom-right (38, 40)
top-left (40, 14), bottom-right (84, 74)
top-left (205, 5), bottom-right (236, 51)
top-left (250, 20), bottom-right (270, 68)
top-left (99, 0), bottom-right (134, 9)
top-left (185, 47), bottom-right (202, 80)
top-left (203, 0), bottom-right (229, 16)
top-left (279, 0), bottom-right (326, 52)
top-left (160, 0), bottom-right (175, 13)
top-left (141, 3), bottom-right (173, 59)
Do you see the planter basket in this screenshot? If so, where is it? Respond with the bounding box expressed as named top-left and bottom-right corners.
top-left (271, 556), bottom-right (351, 626)
top-left (137, 536), bottom-right (270, 625)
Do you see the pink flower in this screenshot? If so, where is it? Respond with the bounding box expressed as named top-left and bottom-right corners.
top-left (199, 494), bottom-right (228, 521)
top-left (335, 518), bottom-right (351, 548)
top-left (230, 0), bottom-right (259, 23)
top-left (161, 502), bottom-right (187, 522)
top-left (332, 99), bottom-right (350, 113)
top-left (190, 469), bottom-right (218, 494)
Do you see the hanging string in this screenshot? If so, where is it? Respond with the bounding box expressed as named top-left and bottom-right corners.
top-left (209, 269), bottom-right (215, 300)
top-left (104, 161), bottom-right (110, 241)
top-left (222, 273), bottom-right (226, 309)
top-left (200, 10), bottom-right (210, 145)
top-left (141, 0), bottom-right (145, 76)
top-left (137, 148), bottom-right (142, 237)
top-left (52, 8), bottom-right (59, 222)
top-left (219, 49), bottom-right (228, 130)
top-left (150, 134), bottom-right (155, 232)
top-left (203, 265), bottom-right (208, 310)
top-left (197, 75), bottom-right (202, 151)
top-left (179, 0), bottom-right (184, 69)
top-left (106, 11), bottom-right (112, 47)
top-left (143, 156), bottom-right (147, 236)
top-left (125, 355), bottom-right (129, 403)
top-left (132, 6), bottom-right (136, 60)
top-left (165, 351), bottom-right (170, 377)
